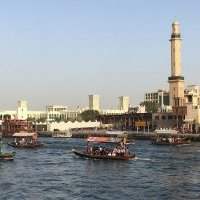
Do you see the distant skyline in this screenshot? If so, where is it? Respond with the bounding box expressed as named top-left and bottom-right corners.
top-left (0, 0), bottom-right (200, 110)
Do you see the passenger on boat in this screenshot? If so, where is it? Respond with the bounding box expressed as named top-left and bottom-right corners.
top-left (89, 146), bottom-right (93, 154)
top-left (19, 138), bottom-right (25, 145)
top-left (168, 137), bottom-right (172, 143)
top-left (0, 138), bottom-right (2, 153)
top-left (99, 147), bottom-right (107, 156)
top-left (125, 146), bottom-right (129, 156)
top-left (99, 147), bottom-right (103, 154)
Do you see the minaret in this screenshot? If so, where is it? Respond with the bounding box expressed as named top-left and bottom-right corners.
top-left (168, 21), bottom-right (185, 107)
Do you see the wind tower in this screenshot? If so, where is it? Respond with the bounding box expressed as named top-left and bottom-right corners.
top-left (168, 21), bottom-right (185, 107)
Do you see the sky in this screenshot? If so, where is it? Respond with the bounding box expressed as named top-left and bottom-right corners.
top-left (0, 0), bottom-right (199, 110)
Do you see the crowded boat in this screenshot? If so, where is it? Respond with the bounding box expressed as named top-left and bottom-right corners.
top-left (73, 136), bottom-right (135, 160)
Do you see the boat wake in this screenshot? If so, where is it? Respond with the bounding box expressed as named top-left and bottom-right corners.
top-left (134, 157), bottom-right (153, 161)
top-left (176, 143), bottom-right (191, 147)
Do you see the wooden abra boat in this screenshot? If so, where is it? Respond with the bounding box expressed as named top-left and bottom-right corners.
top-left (152, 137), bottom-right (190, 145)
top-left (72, 149), bottom-right (135, 160)
top-left (152, 141), bottom-right (190, 145)
top-left (0, 152), bottom-right (15, 161)
top-left (0, 138), bottom-right (15, 161)
top-left (8, 132), bottom-right (44, 149)
top-left (73, 136), bottom-right (136, 160)
top-left (152, 129), bottom-right (190, 145)
top-left (8, 142), bottom-right (43, 148)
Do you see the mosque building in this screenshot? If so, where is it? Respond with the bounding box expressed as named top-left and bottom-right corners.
top-left (168, 21), bottom-right (200, 131)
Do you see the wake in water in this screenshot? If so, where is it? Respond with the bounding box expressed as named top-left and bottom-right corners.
top-left (133, 156), bottom-right (153, 161)
top-left (176, 143), bottom-right (191, 147)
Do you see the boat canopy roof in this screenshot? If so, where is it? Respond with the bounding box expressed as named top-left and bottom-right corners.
top-left (87, 136), bottom-right (122, 143)
top-left (13, 132), bottom-right (37, 137)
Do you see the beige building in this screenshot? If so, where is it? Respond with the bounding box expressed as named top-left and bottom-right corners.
top-left (46, 105), bottom-right (81, 121)
top-left (0, 101), bottom-right (81, 122)
top-left (17, 100), bottom-right (28, 120)
top-left (88, 95), bottom-right (131, 115)
top-left (0, 101), bottom-right (46, 120)
top-left (185, 85), bottom-right (200, 106)
top-left (100, 96), bottom-right (131, 115)
top-left (118, 96), bottom-right (130, 112)
top-left (168, 21), bottom-right (185, 107)
top-left (89, 94), bottom-right (100, 111)
top-left (144, 90), bottom-right (169, 106)
top-left (184, 85), bottom-right (200, 130)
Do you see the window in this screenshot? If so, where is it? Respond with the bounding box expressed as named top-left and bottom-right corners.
top-left (155, 116), bottom-right (159, 120)
top-left (168, 115), bottom-right (173, 120)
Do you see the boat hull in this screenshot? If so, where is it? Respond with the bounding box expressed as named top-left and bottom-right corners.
top-left (8, 142), bottom-right (44, 149)
top-left (0, 152), bottom-right (15, 161)
top-left (152, 140), bottom-right (191, 145)
top-left (72, 149), bottom-right (135, 160)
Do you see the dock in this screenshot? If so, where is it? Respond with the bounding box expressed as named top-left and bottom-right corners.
top-left (38, 130), bottom-right (200, 141)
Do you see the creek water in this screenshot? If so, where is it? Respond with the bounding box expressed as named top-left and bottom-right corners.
top-left (0, 138), bottom-right (200, 200)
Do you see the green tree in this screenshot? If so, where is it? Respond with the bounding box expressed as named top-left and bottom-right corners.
top-left (140, 101), bottom-right (159, 113)
top-left (27, 117), bottom-right (36, 122)
top-left (54, 117), bottom-right (62, 123)
top-left (3, 114), bottom-right (11, 120)
top-left (80, 110), bottom-right (99, 122)
top-left (36, 117), bottom-right (47, 123)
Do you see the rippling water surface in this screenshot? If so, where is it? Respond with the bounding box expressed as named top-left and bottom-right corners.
top-left (1, 138), bottom-right (200, 200)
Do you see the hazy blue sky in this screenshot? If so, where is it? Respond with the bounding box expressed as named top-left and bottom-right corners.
top-left (0, 0), bottom-right (199, 110)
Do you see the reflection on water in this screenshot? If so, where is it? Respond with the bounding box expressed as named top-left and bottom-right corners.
top-left (0, 138), bottom-right (200, 200)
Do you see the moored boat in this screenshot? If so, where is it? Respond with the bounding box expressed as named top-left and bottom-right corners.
top-left (52, 129), bottom-right (72, 138)
top-left (152, 128), bottom-right (190, 145)
top-left (72, 136), bottom-right (136, 160)
top-left (154, 128), bottom-right (178, 134)
top-left (152, 136), bottom-right (190, 145)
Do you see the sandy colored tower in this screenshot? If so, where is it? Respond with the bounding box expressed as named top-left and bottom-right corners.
top-left (168, 21), bottom-right (185, 107)
top-left (118, 96), bottom-right (130, 112)
top-left (88, 94), bottom-right (100, 111)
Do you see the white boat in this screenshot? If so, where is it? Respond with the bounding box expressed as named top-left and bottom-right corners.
top-left (106, 131), bottom-right (126, 135)
top-left (52, 129), bottom-right (72, 138)
top-left (154, 128), bottom-right (178, 134)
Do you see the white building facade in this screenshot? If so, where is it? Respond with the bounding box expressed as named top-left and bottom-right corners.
top-left (0, 100), bottom-right (81, 122)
